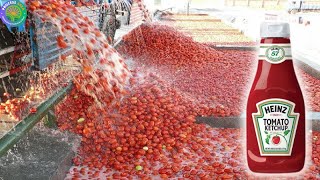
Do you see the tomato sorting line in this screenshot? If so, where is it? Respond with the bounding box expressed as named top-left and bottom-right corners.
top-left (57, 73), bottom-right (249, 179)
top-left (160, 14), bottom-right (254, 46)
top-left (118, 23), bottom-right (256, 117)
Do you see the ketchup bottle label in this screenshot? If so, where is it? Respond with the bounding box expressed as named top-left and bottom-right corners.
top-left (259, 44), bottom-right (292, 64)
top-left (252, 98), bottom-right (299, 156)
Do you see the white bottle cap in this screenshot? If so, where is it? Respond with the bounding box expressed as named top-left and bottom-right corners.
top-left (260, 22), bottom-right (290, 38)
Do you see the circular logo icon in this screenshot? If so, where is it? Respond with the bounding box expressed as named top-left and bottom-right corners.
top-left (0, 0), bottom-right (27, 26)
top-left (265, 45), bottom-right (285, 63)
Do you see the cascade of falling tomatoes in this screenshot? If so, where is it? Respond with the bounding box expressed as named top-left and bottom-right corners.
top-left (27, 0), bottom-right (131, 106)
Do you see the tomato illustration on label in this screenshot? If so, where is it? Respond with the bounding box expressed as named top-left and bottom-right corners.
top-left (272, 135), bottom-right (281, 145)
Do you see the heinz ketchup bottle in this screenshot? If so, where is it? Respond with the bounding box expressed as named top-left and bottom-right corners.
top-left (247, 22), bottom-right (305, 173)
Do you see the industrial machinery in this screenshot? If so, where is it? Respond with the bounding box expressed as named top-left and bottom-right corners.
top-left (0, 0), bottom-right (132, 101)
top-left (287, 0), bottom-right (320, 13)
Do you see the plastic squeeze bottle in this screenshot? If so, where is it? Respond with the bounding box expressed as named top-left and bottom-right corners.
top-left (247, 22), bottom-right (305, 173)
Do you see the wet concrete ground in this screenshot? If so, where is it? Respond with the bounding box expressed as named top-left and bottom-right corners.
top-left (0, 128), bottom-right (80, 180)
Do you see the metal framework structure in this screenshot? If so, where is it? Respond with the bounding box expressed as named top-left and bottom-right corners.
top-left (0, 0), bottom-right (133, 157)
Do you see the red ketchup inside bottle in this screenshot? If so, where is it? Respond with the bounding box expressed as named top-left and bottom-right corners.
top-left (247, 22), bottom-right (305, 173)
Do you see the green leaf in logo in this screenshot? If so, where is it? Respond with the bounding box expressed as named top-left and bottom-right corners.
top-left (265, 134), bottom-right (271, 144)
top-left (267, 134), bottom-right (271, 139)
top-left (284, 130), bottom-right (291, 136)
top-left (264, 131), bottom-right (268, 134)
